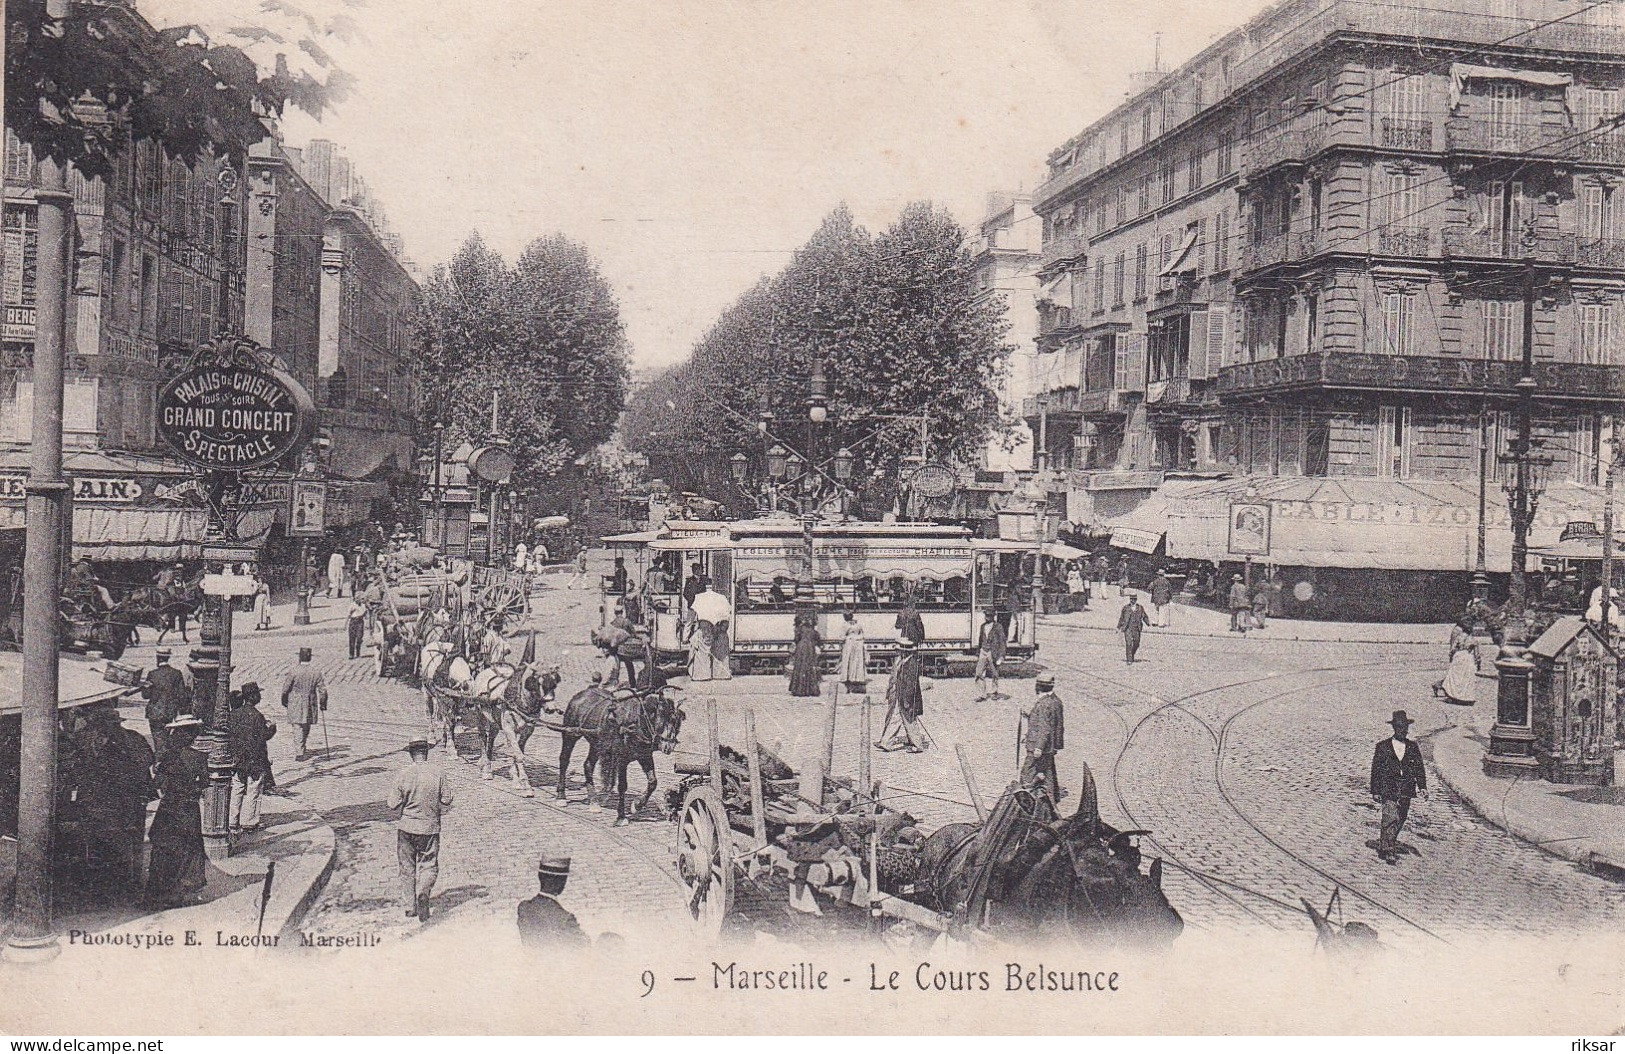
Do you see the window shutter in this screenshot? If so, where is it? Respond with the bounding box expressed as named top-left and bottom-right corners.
top-left (1187, 310), bottom-right (1211, 379)
top-left (1118, 332), bottom-right (1148, 392)
top-left (1206, 305), bottom-right (1232, 374)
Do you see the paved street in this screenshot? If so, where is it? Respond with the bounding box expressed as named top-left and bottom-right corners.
top-left (115, 565), bottom-right (1625, 953)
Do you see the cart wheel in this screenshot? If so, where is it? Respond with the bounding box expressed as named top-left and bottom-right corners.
top-left (676, 786), bottom-right (732, 934)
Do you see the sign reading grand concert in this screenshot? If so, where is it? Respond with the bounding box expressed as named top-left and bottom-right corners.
top-left (156, 342), bottom-right (312, 471)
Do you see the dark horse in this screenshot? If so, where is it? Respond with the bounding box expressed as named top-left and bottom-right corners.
top-left (555, 685), bottom-right (684, 826)
top-left (113, 575), bottom-right (204, 644)
top-left (915, 785), bottom-right (1183, 949)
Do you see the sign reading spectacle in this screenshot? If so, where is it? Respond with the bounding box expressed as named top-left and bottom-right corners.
top-left (157, 338), bottom-right (314, 472)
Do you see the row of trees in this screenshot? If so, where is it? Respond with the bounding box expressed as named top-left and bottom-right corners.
top-left (413, 233), bottom-right (631, 499)
top-left (624, 203), bottom-right (1016, 513)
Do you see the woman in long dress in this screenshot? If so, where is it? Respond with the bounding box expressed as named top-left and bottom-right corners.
top-left (876, 641), bottom-right (927, 752)
top-left (252, 574), bottom-right (272, 631)
top-left (788, 606), bottom-right (822, 697)
top-left (1435, 619), bottom-right (1478, 704)
top-left (144, 717), bottom-right (209, 908)
top-left (837, 611), bottom-right (868, 702)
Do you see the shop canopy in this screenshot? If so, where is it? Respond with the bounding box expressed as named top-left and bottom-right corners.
top-left (1155, 475), bottom-right (1625, 573)
top-left (68, 507), bottom-right (276, 562)
top-left (1107, 491), bottom-right (1173, 554)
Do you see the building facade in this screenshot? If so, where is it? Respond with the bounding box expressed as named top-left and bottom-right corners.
top-left (1029, 0), bottom-right (1625, 616)
top-left (968, 192), bottom-right (1042, 473)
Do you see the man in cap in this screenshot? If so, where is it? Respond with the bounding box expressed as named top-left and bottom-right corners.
top-left (1021, 673), bottom-right (1066, 802)
top-left (1368, 709), bottom-right (1426, 865)
top-left (389, 736), bottom-right (454, 920)
top-left (517, 856), bottom-right (587, 949)
top-left (1117, 592), bottom-right (1151, 663)
top-left (279, 647), bottom-right (328, 761)
top-left (227, 683), bottom-right (275, 833)
top-left (142, 647), bottom-right (190, 759)
top-left (1227, 574), bottom-right (1252, 633)
top-left (1148, 568), bottom-right (1175, 628)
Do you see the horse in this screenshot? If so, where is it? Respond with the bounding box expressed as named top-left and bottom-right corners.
top-left (915, 786), bottom-right (1182, 949)
top-left (555, 685), bottom-right (684, 826)
top-left (113, 575), bottom-right (203, 644)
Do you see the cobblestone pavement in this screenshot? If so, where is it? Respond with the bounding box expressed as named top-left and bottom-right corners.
top-left (120, 568), bottom-right (1625, 949)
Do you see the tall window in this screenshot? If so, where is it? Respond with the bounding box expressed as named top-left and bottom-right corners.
top-left (1483, 299), bottom-right (1519, 359)
top-left (1376, 406), bottom-right (1412, 478)
top-left (1141, 108), bottom-right (1153, 147)
top-left (1215, 208), bottom-right (1231, 271)
top-left (1159, 162), bottom-right (1175, 205)
top-left (1388, 170), bottom-right (1425, 228)
top-left (1094, 262), bottom-right (1106, 311)
top-left (1382, 291), bottom-right (1415, 355)
top-left (1134, 242), bottom-right (1148, 300)
top-left (1485, 180), bottom-right (1526, 253)
top-left (1158, 232), bottom-right (1175, 291)
top-left (1582, 182), bottom-right (1614, 241)
top-left (1583, 87), bottom-right (1623, 130)
top-left (1112, 251), bottom-right (1126, 306)
top-left (1389, 75), bottom-right (1427, 122)
top-left (1580, 303), bottom-right (1615, 364)
top-left (2, 205), bottom-right (38, 306)
top-left (1117, 184), bottom-right (1129, 226)
top-left (3, 130), bottom-right (34, 185)
top-left (1186, 150), bottom-right (1203, 193)
top-left (1137, 176), bottom-right (1150, 215)
top-left (1119, 120), bottom-right (1131, 156)
top-left (1487, 81), bottom-right (1522, 143)
top-left (1216, 133), bottom-right (1233, 177)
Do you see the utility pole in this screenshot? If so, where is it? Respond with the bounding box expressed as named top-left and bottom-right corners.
top-left (1602, 448), bottom-right (1616, 646)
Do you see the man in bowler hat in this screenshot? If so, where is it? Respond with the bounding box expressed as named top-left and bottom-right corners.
top-left (143, 647), bottom-right (190, 758)
top-left (1022, 673), bottom-right (1065, 802)
top-left (517, 856), bottom-right (587, 949)
top-left (280, 647), bottom-right (328, 760)
top-left (1369, 709), bottom-right (1426, 865)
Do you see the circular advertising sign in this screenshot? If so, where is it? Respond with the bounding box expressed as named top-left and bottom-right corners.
top-left (157, 347), bottom-right (314, 472)
top-left (909, 462), bottom-right (957, 499)
top-left (469, 444), bottom-right (516, 483)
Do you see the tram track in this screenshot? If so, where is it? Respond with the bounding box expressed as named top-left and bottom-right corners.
top-left (1039, 652), bottom-right (1449, 944)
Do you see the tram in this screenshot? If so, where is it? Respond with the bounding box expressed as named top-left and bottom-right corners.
top-left (603, 517), bottom-right (1038, 675)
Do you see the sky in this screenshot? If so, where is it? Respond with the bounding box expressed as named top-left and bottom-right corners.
top-left (137, 0), bottom-right (1275, 371)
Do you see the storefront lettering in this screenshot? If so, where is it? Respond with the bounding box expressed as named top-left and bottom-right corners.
top-left (1269, 499), bottom-right (1567, 530)
top-left (0, 473), bottom-right (145, 503)
top-left (157, 356), bottom-right (311, 472)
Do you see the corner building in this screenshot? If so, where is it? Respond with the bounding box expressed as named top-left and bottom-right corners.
top-left (1030, 0), bottom-right (1625, 619)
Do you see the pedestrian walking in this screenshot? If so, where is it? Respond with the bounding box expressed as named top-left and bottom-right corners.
top-left (1065, 563), bottom-right (1088, 610)
top-left (279, 647), bottom-right (328, 760)
top-left (76, 704), bottom-right (156, 901)
top-left (227, 683), bottom-right (275, 833)
top-left (1020, 673), bottom-right (1065, 802)
top-left (876, 640), bottom-right (927, 753)
top-left (327, 549), bottom-right (347, 599)
top-left (1227, 574), bottom-right (1251, 633)
top-left (1434, 618), bottom-right (1478, 704)
top-left (389, 736), bottom-right (454, 921)
top-left (142, 647), bottom-right (190, 759)
top-left (1149, 568), bottom-right (1175, 628)
top-left (144, 714), bottom-right (209, 908)
top-left (1368, 710), bottom-right (1426, 866)
top-left (837, 610), bottom-right (869, 704)
top-left (252, 573), bottom-right (272, 631)
top-left (973, 609), bottom-right (1006, 701)
top-left (1251, 580), bottom-right (1272, 631)
top-left (1117, 593), bottom-right (1150, 663)
top-left (569, 549), bottom-right (590, 590)
top-left (788, 602), bottom-right (822, 698)
top-left (1115, 556), bottom-right (1131, 597)
top-left (346, 597), bottom-right (368, 660)
top-left (517, 856), bottom-right (587, 950)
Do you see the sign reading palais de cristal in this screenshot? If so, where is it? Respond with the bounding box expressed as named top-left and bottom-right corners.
top-left (156, 338), bottom-right (313, 472)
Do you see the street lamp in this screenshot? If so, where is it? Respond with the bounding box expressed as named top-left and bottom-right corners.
top-left (832, 447), bottom-right (855, 482)
top-left (808, 359), bottom-right (829, 425)
top-left (786, 453), bottom-right (806, 483)
top-left (767, 444), bottom-right (790, 480)
top-left (729, 452), bottom-right (750, 485)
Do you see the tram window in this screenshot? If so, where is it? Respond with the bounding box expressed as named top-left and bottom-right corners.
top-left (944, 576), bottom-right (969, 604)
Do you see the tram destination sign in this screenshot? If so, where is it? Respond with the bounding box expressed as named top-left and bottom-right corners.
top-left (157, 339), bottom-right (314, 472)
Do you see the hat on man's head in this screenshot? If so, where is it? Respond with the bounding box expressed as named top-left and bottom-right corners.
top-left (1035, 673), bottom-right (1055, 690)
top-left (537, 856), bottom-right (571, 879)
top-left (1389, 709), bottom-right (1414, 729)
top-left (298, 647), bottom-right (313, 661)
top-left (166, 714), bottom-right (202, 730)
top-left (897, 639), bottom-right (916, 650)
top-left (1232, 574), bottom-right (1243, 581)
top-left (405, 736), bottom-right (431, 753)
top-left (155, 648), bottom-right (172, 661)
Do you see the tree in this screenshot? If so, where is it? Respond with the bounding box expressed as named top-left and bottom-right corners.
top-left (414, 232), bottom-right (631, 485)
top-left (627, 202), bottom-right (1015, 511)
top-left (6, 0), bottom-right (354, 175)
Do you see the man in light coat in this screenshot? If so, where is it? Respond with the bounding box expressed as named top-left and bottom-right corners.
top-left (279, 647), bottom-right (328, 760)
top-left (326, 549), bottom-right (347, 599)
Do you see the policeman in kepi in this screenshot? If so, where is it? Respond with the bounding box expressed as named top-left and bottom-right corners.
top-left (517, 856), bottom-right (587, 950)
top-left (1021, 673), bottom-right (1066, 803)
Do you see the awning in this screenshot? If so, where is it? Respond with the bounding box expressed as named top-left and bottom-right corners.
top-left (1157, 475), bottom-right (1625, 572)
top-left (651, 536), bottom-right (735, 551)
top-left (0, 652), bottom-right (129, 715)
top-left (68, 507), bottom-right (276, 562)
top-left (1042, 541), bottom-right (1090, 560)
top-left (1157, 227), bottom-right (1200, 277)
top-left (601, 530), bottom-right (661, 547)
top-left (971, 538), bottom-right (1039, 553)
top-left (1450, 64), bottom-right (1572, 111)
top-left (1106, 490), bottom-right (1173, 554)
top-left (736, 548), bottom-right (972, 582)
top-left (1038, 274), bottom-right (1073, 310)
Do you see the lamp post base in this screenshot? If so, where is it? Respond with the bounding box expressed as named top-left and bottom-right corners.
top-left (1483, 724), bottom-right (1540, 778)
top-left (2, 932), bottom-right (62, 965)
top-left (293, 587), bottom-right (312, 626)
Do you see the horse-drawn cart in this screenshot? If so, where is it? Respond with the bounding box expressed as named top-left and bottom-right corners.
top-left (672, 698), bottom-right (1183, 946)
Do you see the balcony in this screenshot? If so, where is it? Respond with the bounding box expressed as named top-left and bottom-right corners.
top-left (1242, 127), bottom-right (1325, 177)
top-left (1375, 227), bottom-right (1433, 258)
top-left (1442, 226), bottom-right (1577, 264)
top-left (1571, 132), bottom-right (1625, 166)
top-left (1145, 376), bottom-right (1194, 406)
top-left (1380, 118), bottom-right (1435, 153)
top-left (1577, 237), bottom-right (1625, 270)
top-left (1216, 352), bottom-right (1625, 400)
top-left (1445, 119), bottom-right (1573, 160)
top-left (1039, 232), bottom-right (1089, 273)
top-left (1238, 229), bottom-right (1326, 273)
